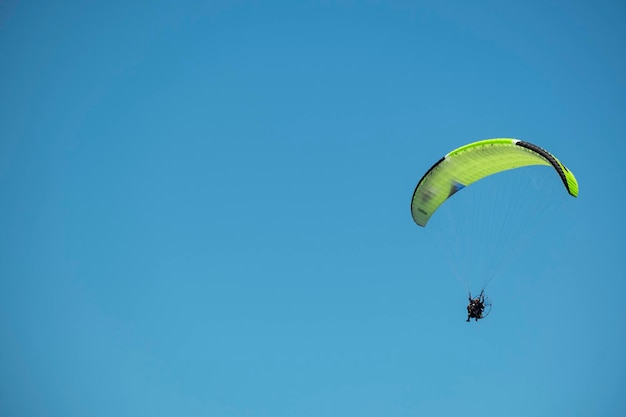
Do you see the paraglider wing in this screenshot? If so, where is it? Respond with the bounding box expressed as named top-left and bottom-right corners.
top-left (410, 138), bottom-right (578, 227)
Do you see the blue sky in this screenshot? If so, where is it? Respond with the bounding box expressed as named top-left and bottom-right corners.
top-left (1, 1), bottom-right (625, 416)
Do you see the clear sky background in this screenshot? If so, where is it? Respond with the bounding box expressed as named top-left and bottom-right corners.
top-left (1, 1), bottom-right (625, 416)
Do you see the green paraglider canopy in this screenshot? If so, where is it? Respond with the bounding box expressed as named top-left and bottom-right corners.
top-left (411, 138), bottom-right (578, 227)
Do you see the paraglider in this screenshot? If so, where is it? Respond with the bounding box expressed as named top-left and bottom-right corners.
top-left (411, 138), bottom-right (578, 322)
top-left (466, 291), bottom-right (490, 322)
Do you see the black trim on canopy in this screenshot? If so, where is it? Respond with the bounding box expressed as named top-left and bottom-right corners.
top-left (515, 141), bottom-right (572, 196)
top-left (410, 156), bottom-right (445, 221)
